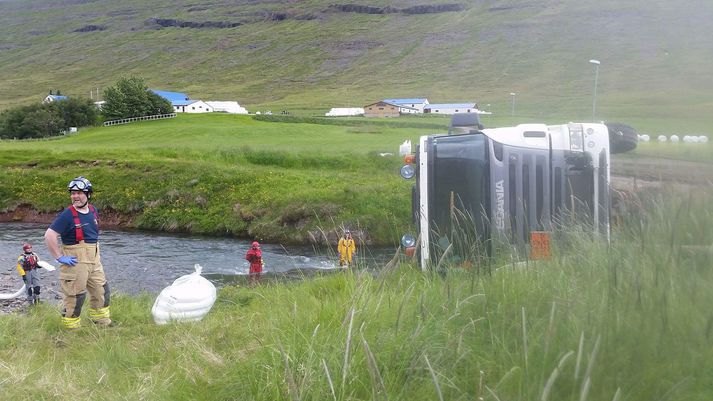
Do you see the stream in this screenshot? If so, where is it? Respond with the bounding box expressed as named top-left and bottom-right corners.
top-left (1, 223), bottom-right (397, 296)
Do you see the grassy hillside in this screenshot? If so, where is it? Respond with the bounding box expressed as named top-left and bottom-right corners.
top-left (1, 0), bottom-right (712, 128)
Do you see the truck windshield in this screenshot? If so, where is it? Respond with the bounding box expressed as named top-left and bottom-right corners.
top-left (429, 134), bottom-right (490, 260)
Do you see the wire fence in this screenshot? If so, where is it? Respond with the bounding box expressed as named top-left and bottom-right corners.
top-left (103, 113), bottom-right (176, 126)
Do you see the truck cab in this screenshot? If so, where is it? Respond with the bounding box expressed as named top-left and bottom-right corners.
top-left (401, 116), bottom-right (612, 269)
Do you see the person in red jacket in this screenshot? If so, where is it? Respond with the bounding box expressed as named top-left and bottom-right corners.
top-left (245, 241), bottom-right (264, 286)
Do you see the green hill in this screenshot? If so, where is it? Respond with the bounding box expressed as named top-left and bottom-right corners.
top-left (1, 0), bottom-right (712, 129)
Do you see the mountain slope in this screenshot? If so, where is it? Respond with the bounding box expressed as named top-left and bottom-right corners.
top-left (1, 0), bottom-right (712, 126)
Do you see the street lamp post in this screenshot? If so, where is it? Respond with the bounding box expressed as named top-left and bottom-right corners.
top-left (589, 59), bottom-right (600, 122)
top-left (510, 92), bottom-right (516, 116)
top-left (486, 103), bottom-right (491, 125)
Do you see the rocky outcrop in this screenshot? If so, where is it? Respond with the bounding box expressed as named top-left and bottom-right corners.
top-left (74, 24), bottom-right (107, 32)
top-left (138, 3), bottom-right (460, 31)
top-left (145, 17), bottom-right (242, 29)
top-left (327, 3), bottom-right (465, 14)
top-left (140, 4), bottom-right (466, 32)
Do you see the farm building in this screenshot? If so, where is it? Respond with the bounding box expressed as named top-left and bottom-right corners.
top-left (173, 100), bottom-right (214, 113)
top-left (43, 94), bottom-right (68, 103)
top-left (151, 90), bottom-right (190, 105)
top-left (151, 90), bottom-right (213, 113)
top-left (325, 107), bottom-right (364, 117)
top-left (364, 101), bottom-right (401, 118)
top-left (383, 98), bottom-right (429, 113)
top-left (205, 101), bottom-right (249, 114)
top-left (424, 103), bottom-right (479, 115)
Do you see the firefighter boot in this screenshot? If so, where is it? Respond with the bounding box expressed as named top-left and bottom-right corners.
top-left (89, 306), bottom-right (112, 327)
top-left (62, 316), bottom-right (81, 330)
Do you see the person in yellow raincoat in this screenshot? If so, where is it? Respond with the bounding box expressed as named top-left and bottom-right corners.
top-left (337, 230), bottom-right (356, 267)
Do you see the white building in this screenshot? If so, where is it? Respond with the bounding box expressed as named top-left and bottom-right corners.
top-left (205, 101), bottom-right (249, 114)
top-left (325, 107), bottom-right (364, 117)
top-left (173, 100), bottom-right (214, 113)
top-left (424, 103), bottom-right (479, 115)
top-left (383, 98), bottom-right (429, 113)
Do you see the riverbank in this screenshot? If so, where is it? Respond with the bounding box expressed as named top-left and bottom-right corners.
top-left (0, 203), bottom-right (132, 229)
top-left (0, 114), bottom-right (422, 246)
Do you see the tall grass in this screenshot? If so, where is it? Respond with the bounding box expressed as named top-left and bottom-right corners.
top-left (1, 184), bottom-right (711, 400)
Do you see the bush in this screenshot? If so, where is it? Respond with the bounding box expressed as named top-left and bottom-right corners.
top-left (102, 76), bottom-right (173, 120)
top-left (0, 98), bottom-right (99, 139)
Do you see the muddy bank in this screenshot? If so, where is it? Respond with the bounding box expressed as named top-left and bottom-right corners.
top-left (0, 204), bottom-right (133, 230)
top-left (0, 204), bottom-right (369, 246)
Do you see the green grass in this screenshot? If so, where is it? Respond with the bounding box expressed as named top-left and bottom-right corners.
top-left (1, 185), bottom-right (711, 400)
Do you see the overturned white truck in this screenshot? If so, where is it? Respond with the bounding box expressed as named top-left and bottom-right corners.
top-left (400, 114), bottom-right (636, 269)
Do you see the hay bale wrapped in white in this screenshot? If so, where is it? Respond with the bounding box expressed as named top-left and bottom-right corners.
top-left (152, 264), bottom-right (217, 324)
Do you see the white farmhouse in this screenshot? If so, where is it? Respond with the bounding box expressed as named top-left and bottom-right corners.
top-left (173, 100), bottom-right (214, 113)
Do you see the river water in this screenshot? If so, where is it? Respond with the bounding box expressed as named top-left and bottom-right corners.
top-left (1, 223), bottom-right (397, 296)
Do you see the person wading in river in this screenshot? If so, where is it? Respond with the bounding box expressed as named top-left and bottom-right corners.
top-left (337, 230), bottom-right (356, 267)
top-left (245, 241), bottom-right (264, 286)
top-left (16, 243), bottom-right (43, 305)
top-left (44, 176), bottom-right (112, 329)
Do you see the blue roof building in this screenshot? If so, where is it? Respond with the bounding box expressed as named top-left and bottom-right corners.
top-left (382, 98), bottom-right (429, 114)
top-left (383, 98), bottom-right (429, 105)
top-left (151, 90), bottom-right (190, 105)
top-left (43, 94), bottom-right (68, 103)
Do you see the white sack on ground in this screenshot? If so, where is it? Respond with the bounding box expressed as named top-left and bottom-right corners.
top-left (152, 264), bottom-right (217, 324)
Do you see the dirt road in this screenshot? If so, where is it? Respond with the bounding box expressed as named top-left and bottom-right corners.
top-left (611, 157), bottom-right (713, 184)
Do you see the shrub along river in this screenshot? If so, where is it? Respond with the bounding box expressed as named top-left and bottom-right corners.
top-left (0, 223), bottom-right (397, 297)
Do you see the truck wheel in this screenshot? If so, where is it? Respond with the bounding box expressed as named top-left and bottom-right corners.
top-left (605, 122), bottom-right (638, 154)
